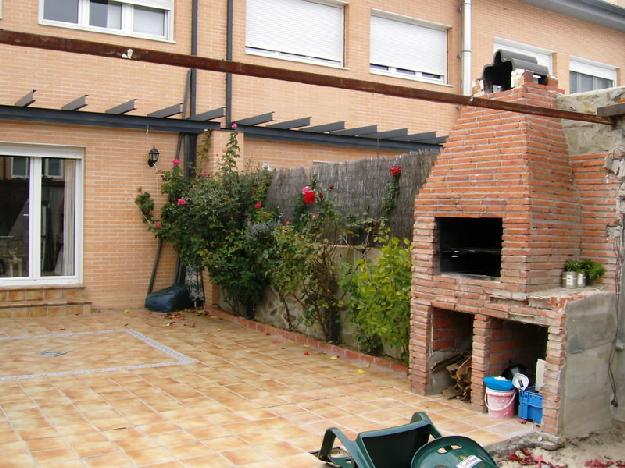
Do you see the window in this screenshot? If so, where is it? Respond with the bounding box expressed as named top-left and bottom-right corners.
top-left (246, 0), bottom-right (344, 68)
top-left (493, 38), bottom-right (552, 73)
top-left (40, 0), bottom-right (173, 41)
top-left (0, 144), bottom-right (83, 285)
top-left (570, 58), bottom-right (617, 93)
top-left (370, 12), bottom-right (448, 84)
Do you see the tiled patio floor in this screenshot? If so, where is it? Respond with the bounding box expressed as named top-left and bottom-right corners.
top-left (0, 309), bottom-right (534, 467)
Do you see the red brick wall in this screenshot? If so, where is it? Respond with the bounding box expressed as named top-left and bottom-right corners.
top-left (431, 308), bottom-right (473, 352)
top-left (571, 152), bottom-right (620, 290)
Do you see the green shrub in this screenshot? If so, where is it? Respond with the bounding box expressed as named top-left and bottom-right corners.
top-left (341, 234), bottom-right (411, 361)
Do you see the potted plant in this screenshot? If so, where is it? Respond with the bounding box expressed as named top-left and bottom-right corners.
top-left (563, 258), bottom-right (605, 288)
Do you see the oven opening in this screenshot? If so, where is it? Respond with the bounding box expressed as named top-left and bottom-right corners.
top-left (437, 217), bottom-right (503, 278)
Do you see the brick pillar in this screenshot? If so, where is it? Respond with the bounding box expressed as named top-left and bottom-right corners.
top-left (471, 314), bottom-right (493, 412)
top-left (542, 316), bottom-right (566, 433)
top-left (409, 302), bottom-right (432, 394)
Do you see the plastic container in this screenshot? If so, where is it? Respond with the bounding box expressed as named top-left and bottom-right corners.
top-left (483, 376), bottom-right (514, 392)
top-left (518, 390), bottom-right (543, 424)
top-left (485, 388), bottom-right (516, 418)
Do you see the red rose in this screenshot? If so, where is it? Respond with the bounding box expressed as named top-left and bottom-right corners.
top-left (254, 202), bottom-right (262, 209)
top-left (389, 165), bottom-right (401, 177)
top-left (328, 184), bottom-right (334, 191)
top-left (172, 159), bottom-right (181, 167)
top-left (154, 221), bottom-right (161, 229)
top-left (302, 189), bottom-right (316, 205)
top-left (231, 122), bottom-right (238, 130)
top-left (177, 198), bottom-right (187, 206)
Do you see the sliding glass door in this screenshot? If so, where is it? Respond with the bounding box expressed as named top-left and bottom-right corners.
top-left (0, 145), bottom-right (82, 285)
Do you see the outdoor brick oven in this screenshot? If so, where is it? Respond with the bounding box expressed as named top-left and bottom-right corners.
top-left (410, 76), bottom-right (622, 436)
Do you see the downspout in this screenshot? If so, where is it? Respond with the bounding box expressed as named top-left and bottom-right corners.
top-left (461, 0), bottom-right (472, 96)
top-left (185, 0), bottom-right (199, 178)
top-left (225, 0), bottom-right (234, 127)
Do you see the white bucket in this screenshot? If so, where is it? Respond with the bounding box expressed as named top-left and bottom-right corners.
top-left (484, 388), bottom-right (516, 418)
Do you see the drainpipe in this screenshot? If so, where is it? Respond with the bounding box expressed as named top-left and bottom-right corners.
top-left (225, 0), bottom-right (234, 127)
top-left (185, 0), bottom-right (199, 178)
top-left (461, 0), bottom-right (472, 96)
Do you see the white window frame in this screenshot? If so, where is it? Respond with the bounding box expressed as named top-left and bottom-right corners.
top-left (0, 142), bottom-right (84, 287)
top-left (369, 10), bottom-right (450, 86)
top-left (569, 57), bottom-right (617, 92)
top-left (39, 0), bottom-right (174, 43)
top-left (493, 38), bottom-right (553, 73)
top-left (245, 0), bottom-right (345, 69)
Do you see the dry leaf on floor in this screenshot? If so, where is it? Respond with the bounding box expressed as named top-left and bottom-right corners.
top-left (356, 369), bottom-right (366, 374)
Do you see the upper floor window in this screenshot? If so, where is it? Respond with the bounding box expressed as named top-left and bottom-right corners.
top-left (570, 58), bottom-right (616, 93)
top-left (245, 0), bottom-right (344, 68)
top-left (493, 38), bottom-right (553, 73)
top-left (370, 12), bottom-right (448, 85)
top-left (40, 0), bottom-right (173, 41)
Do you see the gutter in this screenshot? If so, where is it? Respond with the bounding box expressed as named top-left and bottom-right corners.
top-left (522, 0), bottom-right (625, 32)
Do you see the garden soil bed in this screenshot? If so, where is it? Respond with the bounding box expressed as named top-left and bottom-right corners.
top-left (497, 422), bottom-right (625, 467)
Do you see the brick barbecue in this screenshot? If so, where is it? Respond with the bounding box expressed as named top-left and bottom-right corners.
top-left (409, 74), bottom-right (620, 435)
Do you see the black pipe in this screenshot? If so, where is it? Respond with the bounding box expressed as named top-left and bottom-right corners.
top-left (225, 0), bottom-right (233, 127)
top-left (186, 0), bottom-right (199, 177)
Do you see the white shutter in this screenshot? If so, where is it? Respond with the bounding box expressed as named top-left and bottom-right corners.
top-left (370, 15), bottom-right (447, 77)
top-left (570, 58), bottom-right (616, 82)
top-left (122, 0), bottom-right (172, 10)
top-left (246, 0), bottom-right (343, 64)
top-left (493, 39), bottom-right (552, 72)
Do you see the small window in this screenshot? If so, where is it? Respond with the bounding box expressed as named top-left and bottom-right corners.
top-left (43, 159), bottom-right (64, 179)
top-left (10, 157), bottom-right (29, 179)
top-left (43, 0), bottom-right (79, 23)
top-left (569, 59), bottom-right (616, 93)
top-left (246, 0), bottom-right (344, 68)
top-left (370, 13), bottom-right (448, 84)
top-left (41, 0), bottom-right (173, 41)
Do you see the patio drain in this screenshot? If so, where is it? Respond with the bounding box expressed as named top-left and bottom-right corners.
top-left (40, 351), bottom-right (68, 357)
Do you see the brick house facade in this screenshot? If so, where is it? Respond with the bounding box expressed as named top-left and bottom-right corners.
top-left (0, 0), bottom-right (624, 311)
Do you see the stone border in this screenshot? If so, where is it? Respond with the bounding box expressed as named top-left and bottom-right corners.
top-left (206, 307), bottom-right (408, 374)
top-left (0, 328), bottom-right (195, 382)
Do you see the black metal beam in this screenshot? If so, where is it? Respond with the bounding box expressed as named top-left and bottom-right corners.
top-left (331, 125), bottom-right (378, 136)
top-left (235, 112), bottom-right (274, 126)
top-left (190, 107), bottom-right (225, 121)
top-left (363, 128), bottom-right (409, 140)
top-left (15, 90), bottom-right (36, 107)
top-left (300, 121), bottom-right (345, 133)
top-left (62, 95), bottom-right (88, 111)
top-left (237, 125), bottom-right (440, 152)
top-left (148, 103), bottom-right (183, 119)
top-left (389, 131), bottom-right (436, 142)
top-left (0, 105), bottom-right (219, 133)
top-left (266, 117), bottom-right (311, 129)
top-left (105, 99), bottom-right (136, 115)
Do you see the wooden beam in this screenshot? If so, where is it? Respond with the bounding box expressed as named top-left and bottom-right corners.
top-left (597, 102), bottom-right (625, 118)
top-left (15, 90), bottom-right (36, 107)
top-left (147, 103), bottom-right (182, 119)
top-left (106, 99), bottom-right (136, 115)
top-left (0, 29), bottom-right (612, 126)
top-left (61, 95), bottom-right (88, 111)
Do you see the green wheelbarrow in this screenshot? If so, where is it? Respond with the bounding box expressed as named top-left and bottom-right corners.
top-left (314, 412), bottom-right (498, 468)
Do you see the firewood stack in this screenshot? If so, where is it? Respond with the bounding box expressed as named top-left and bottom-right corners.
top-left (439, 353), bottom-right (472, 401)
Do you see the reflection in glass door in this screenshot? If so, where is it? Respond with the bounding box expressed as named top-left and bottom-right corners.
top-left (0, 152), bottom-right (80, 282)
top-left (0, 156), bottom-right (30, 278)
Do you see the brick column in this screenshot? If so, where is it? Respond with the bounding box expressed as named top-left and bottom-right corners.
top-left (471, 314), bottom-right (494, 412)
top-left (542, 316), bottom-right (566, 433)
top-left (409, 302), bottom-right (432, 394)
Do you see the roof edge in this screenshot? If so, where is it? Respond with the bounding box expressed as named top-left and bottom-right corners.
top-left (522, 0), bottom-right (625, 32)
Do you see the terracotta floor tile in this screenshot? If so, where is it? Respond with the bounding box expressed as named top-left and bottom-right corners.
top-left (0, 311), bottom-right (531, 467)
top-left (0, 453), bottom-right (36, 467)
top-left (220, 446), bottom-right (270, 465)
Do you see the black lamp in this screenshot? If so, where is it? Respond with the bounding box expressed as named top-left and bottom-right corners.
top-left (148, 146), bottom-right (160, 167)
